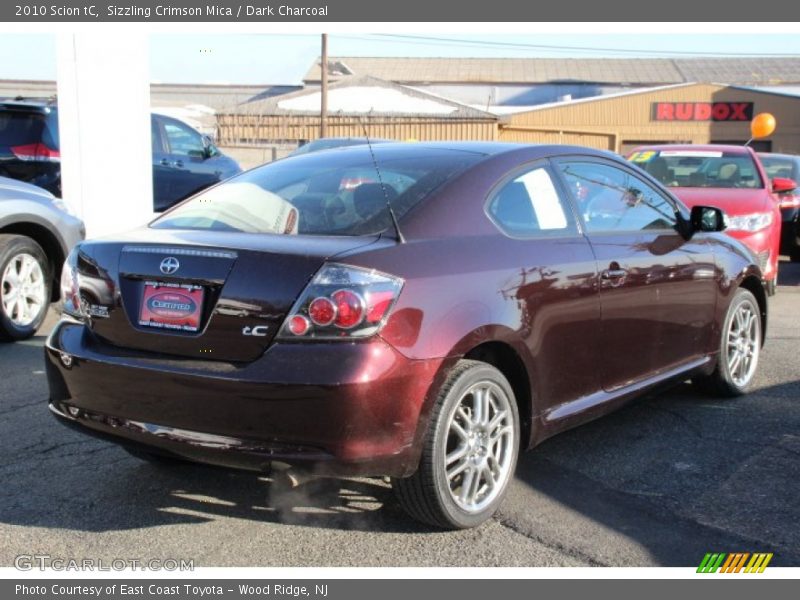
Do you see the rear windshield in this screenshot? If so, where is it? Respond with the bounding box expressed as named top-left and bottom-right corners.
top-left (291, 138), bottom-right (370, 156)
top-left (151, 148), bottom-right (482, 236)
top-left (628, 149), bottom-right (763, 189)
top-left (758, 155), bottom-right (798, 180)
top-left (0, 109), bottom-right (59, 149)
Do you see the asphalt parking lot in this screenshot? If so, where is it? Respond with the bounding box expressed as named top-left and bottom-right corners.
top-left (1, 260), bottom-right (799, 568)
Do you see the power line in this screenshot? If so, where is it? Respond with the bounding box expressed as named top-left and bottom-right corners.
top-left (354, 33), bottom-right (800, 58)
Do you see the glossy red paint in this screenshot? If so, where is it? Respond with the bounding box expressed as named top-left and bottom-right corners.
top-left (46, 143), bottom-right (766, 477)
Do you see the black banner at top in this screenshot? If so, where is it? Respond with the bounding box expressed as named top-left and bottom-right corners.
top-left (3, 0), bottom-right (800, 21)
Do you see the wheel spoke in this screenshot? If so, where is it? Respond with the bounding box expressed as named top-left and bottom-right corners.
top-left (15, 296), bottom-right (26, 322)
top-left (456, 406), bottom-right (472, 426)
top-left (466, 467), bottom-right (482, 504)
top-left (482, 465), bottom-right (496, 491)
top-left (450, 419), bottom-right (469, 442)
top-left (446, 444), bottom-right (468, 466)
top-left (447, 457), bottom-right (469, 481)
top-left (3, 271), bottom-right (19, 288)
top-left (487, 409), bottom-right (507, 434)
top-left (459, 467), bottom-right (476, 504)
top-left (729, 351), bottom-right (742, 378)
top-left (489, 425), bottom-right (512, 445)
top-left (473, 388), bottom-right (490, 426)
top-left (19, 259), bottom-right (34, 284)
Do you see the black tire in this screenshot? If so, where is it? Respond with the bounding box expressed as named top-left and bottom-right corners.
top-left (0, 234), bottom-right (51, 342)
top-left (693, 288), bottom-right (762, 397)
top-left (392, 359), bottom-right (520, 529)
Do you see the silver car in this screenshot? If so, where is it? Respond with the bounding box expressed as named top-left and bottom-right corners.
top-left (0, 177), bottom-right (84, 340)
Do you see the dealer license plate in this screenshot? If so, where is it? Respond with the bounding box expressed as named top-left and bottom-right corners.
top-left (138, 281), bottom-right (205, 332)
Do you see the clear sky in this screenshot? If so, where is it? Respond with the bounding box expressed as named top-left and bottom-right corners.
top-left (2, 33), bottom-right (800, 85)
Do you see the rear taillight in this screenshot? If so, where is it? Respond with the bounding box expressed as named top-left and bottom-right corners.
top-left (10, 142), bottom-right (60, 162)
top-left (278, 263), bottom-right (403, 340)
top-left (60, 249), bottom-right (83, 319)
top-left (778, 195), bottom-right (800, 209)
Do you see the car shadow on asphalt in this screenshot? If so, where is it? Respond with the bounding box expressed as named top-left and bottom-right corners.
top-left (504, 381), bottom-right (800, 566)
top-left (2, 285), bottom-right (799, 562)
top-left (2, 380), bottom-right (799, 562)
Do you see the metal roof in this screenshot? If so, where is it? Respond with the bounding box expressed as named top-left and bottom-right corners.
top-left (0, 80), bottom-right (302, 112)
top-left (226, 76), bottom-right (498, 119)
top-left (303, 57), bottom-right (800, 85)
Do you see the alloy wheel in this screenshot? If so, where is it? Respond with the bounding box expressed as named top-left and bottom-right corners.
top-left (1, 253), bottom-right (46, 327)
top-left (443, 380), bottom-right (516, 513)
top-left (726, 300), bottom-right (759, 388)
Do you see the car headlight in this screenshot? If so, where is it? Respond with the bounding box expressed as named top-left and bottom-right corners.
top-left (725, 211), bottom-right (773, 232)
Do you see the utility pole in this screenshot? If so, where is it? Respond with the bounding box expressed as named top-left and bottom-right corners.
top-left (320, 33), bottom-right (328, 139)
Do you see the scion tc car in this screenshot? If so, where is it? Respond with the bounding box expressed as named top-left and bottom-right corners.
top-left (628, 144), bottom-right (781, 295)
top-left (757, 152), bottom-right (800, 262)
top-left (46, 143), bottom-right (766, 529)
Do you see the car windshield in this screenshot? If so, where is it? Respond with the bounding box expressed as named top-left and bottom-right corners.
top-left (151, 147), bottom-right (482, 236)
top-left (758, 155), bottom-right (798, 180)
top-left (628, 149), bottom-right (763, 189)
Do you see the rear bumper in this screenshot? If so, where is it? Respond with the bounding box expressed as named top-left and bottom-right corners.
top-left (45, 320), bottom-right (448, 477)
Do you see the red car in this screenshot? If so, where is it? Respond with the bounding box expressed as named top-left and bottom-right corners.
top-left (628, 144), bottom-right (783, 295)
top-left (47, 143), bottom-right (765, 529)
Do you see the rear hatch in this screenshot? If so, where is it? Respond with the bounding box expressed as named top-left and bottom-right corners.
top-left (75, 228), bottom-right (383, 362)
top-left (0, 105), bottom-right (60, 196)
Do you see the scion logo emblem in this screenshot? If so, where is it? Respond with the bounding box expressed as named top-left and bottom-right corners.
top-left (159, 257), bottom-right (180, 275)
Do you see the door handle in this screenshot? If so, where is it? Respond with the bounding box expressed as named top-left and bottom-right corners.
top-left (160, 159), bottom-right (169, 166)
top-left (601, 269), bottom-right (627, 280)
top-left (173, 160), bottom-right (184, 168)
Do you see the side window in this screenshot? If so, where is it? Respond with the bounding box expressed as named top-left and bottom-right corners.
top-left (488, 166), bottom-right (572, 237)
top-left (559, 161), bottom-right (676, 233)
top-left (162, 118), bottom-right (205, 157)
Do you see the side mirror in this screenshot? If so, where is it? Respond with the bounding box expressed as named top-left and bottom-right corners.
top-left (772, 177), bottom-right (798, 194)
top-left (202, 134), bottom-right (218, 158)
top-left (690, 205), bottom-right (726, 233)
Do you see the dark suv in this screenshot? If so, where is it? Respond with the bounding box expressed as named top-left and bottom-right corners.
top-left (0, 99), bottom-right (61, 197)
top-left (0, 99), bottom-right (242, 212)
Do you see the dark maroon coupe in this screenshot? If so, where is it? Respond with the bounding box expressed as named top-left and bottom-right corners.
top-left (46, 143), bottom-right (766, 529)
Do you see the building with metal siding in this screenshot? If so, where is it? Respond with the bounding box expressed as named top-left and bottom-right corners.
top-left (303, 57), bottom-right (800, 108)
top-left (499, 83), bottom-right (800, 154)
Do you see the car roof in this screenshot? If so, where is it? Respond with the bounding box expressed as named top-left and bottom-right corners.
top-left (283, 142), bottom-right (623, 165)
top-left (0, 98), bottom-right (56, 113)
top-left (353, 141), bottom-right (619, 157)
